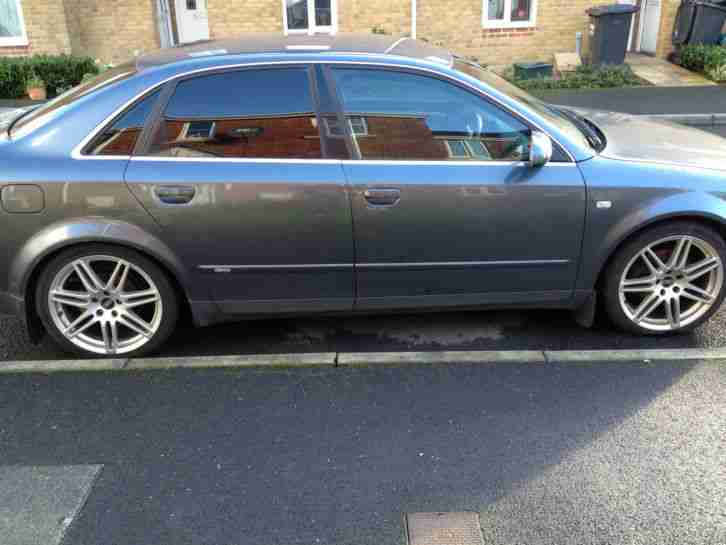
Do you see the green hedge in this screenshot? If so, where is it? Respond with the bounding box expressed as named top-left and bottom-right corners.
top-left (0, 54), bottom-right (100, 99)
top-left (679, 44), bottom-right (726, 81)
top-left (504, 64), bottom-right (644, 91)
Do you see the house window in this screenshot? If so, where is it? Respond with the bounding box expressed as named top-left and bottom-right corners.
top-left (284, 0), bottom-right (337, 34)
top-left (324, 116), bottom-right (368, 137)
top-left (445, 139), bottom-right (494, 160)
top-left (180, 120), bottom-right (216, 140)
top-left (0, 0), bottom-right (28, 46)
top-left (483, 0), bottom-right (536, 28)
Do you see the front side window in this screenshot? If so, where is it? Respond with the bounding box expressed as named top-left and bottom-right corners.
top-left (484, 0), bottom-right (536, 27)
top-left (331, 68), bottom-right (531, 162)
top-left (147, 68), bottom-right (323, 159)
top-left (0, 0), bottom-right (28, 46)
top-left (285, 0), bottom-right (336, 33)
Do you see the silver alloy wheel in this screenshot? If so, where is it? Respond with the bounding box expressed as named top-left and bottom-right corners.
top-left (618, 235), bottom-right (723, 332)
top-left (47, 255), bottom-right (163, 355)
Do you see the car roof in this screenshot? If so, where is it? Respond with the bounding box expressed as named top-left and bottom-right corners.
top-left (135, 32), bottom-right (454, 70)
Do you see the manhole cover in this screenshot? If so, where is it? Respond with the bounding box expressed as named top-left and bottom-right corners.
top-left (406, 512), bottom-right (484, 545)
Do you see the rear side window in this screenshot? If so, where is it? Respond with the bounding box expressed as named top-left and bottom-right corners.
top-left (330, 68), bottom-right (531, 162)
top-left (87, 90), bottom-right (160, 156)
top-left (146, 68), bottom-right (323, 159)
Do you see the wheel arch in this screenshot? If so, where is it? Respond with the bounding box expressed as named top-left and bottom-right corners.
top-left (11, 219), bottom-right (195, 342)
top-left (592, 212), bottom-right (726, 292)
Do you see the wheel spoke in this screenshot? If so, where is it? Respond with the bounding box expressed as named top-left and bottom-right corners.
top-left (63, 311), bottom-right (96, 338)
top-left (99, 321), bottom-right (120, 354)
top-left (118, 310), bottom-right (153, 338)
top-left (685, 256), bottom-right (720, 281)
top-left (120, 289), bottom-right (160, 309)
top-left (73, 259), bottom-right (104, 292)
top-left (665, 297), bottom-right (681, 328)
top-left (632, 292), bottom-right (662, 322)
top-left (682, 284), bottom-right (714, 304)
top-left (621, 276), bottom-right (658, 293)
top-left (106, 261), bottom-right (130, 292)
top-left (669, 237), bottom-right (692, 269)
top-left (50, 289), bottom-right (91, 308)
top-left (641, 248), bottom-right (666, 275)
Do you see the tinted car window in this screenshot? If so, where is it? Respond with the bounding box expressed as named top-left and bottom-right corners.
top-left (147, 68), bottom-right (323, 159)
top-left (87, 89), bottom-right (160, 156)
top-left (331, 68), bottom-right (531, 161)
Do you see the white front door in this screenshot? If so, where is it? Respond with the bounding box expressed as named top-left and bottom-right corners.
top-left (639, 0), bottom-right (662, 53)
top-left (175, 0), bottom-right (210, 44)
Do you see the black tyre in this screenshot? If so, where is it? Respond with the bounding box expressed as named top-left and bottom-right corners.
top-left (603, 222), bottom-right (726, 335)
top-left (36, 244), bottom-right (179, 357)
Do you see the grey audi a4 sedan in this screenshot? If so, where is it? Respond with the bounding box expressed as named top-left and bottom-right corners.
top-left (2, 33), bottom-right (726, 357)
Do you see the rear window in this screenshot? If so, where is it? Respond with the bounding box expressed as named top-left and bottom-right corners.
top-left (11, 63), bottom-right (137, 137)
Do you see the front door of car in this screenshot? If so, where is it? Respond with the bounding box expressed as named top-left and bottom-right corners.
top-left (327, 66), bottom-right (586, 309)
top-left (124, 66), bottom-right (355, 315)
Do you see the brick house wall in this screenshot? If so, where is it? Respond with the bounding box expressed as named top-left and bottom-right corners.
top-left (62, 0), bottom-right (160, 64)
top-left (0, 0), bottom-right (71, 58)
top-left (2, 0), bottom-right (683, 66)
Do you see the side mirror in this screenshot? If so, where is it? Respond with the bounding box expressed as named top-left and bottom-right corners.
top-left (528, 131), bottom-right (552, 168)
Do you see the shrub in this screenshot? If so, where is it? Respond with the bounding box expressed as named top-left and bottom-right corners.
top-left (0, 54), bottom-right (99, 99)
top-left (679, 43), bottom-right (726, 74)
top-left (504, 64), bottom-right (644, 91)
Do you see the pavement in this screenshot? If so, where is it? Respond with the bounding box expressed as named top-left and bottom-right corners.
top-left (1, 357), bottom-right (725, 545)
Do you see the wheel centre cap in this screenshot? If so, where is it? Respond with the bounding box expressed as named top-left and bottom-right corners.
top-left (101, 298), bottom-right (115, 310)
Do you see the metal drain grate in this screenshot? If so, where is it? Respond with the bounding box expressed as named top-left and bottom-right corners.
top-left (405, 512), bottom-right (484, 545)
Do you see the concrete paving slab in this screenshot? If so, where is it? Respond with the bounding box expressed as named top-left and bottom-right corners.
top-left (545, 348), bottom-right (726, 363)
top-left (0, 359), bottom-right (125, 374)
top-left (626, 53), bottom-right (715, 87)
top-left (125, 352), bottom-right (336, 369)
top-left (0, 465), bottom-right (102, 545)
top-left (338, 350), bottom-right (545, 365)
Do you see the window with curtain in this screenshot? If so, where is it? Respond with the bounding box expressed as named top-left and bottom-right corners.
top-left (483, 0), bottom-right (536, 27)
top-left (0, 0), bottom-right (27, 45)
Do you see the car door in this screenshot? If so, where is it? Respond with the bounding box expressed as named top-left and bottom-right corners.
top-left (326, 65), bottom-right (587, 309)
top-left (124, 65), bottom-right (355, 315)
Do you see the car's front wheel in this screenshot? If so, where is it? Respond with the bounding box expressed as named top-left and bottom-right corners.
top-left (603, 222), bottom-right (726, 335)
top-left (36, 244), bottom-right (179, 357)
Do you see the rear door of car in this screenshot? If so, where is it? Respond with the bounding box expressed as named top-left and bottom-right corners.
top-left (123, 64), bottom-right (356, 315)
top-left (325, 64), bottom-right (587, 310)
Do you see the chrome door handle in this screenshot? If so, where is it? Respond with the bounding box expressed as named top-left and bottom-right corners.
top-left (363, 188), bottom-right (400, 207)
top-left (155, 185), bottom-right (195, 205)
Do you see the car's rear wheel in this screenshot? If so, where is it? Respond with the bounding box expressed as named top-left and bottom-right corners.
top-left (603, 222), bottom-right (726, 335)
top-left (36, 244), bottom-right (179, 357)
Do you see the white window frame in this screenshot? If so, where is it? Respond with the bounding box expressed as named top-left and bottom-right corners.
top-left (482, 0), bottom-right (537, 29)
top-left (282, 0), bottom-right (338, 35)
top-left (0, 0), bottom-right (29, 46)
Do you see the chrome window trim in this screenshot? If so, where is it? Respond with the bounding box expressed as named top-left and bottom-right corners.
top-left (71, 58), bottom-right (577, 162)
top-left (129, 156), bottom-right (577, 167)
